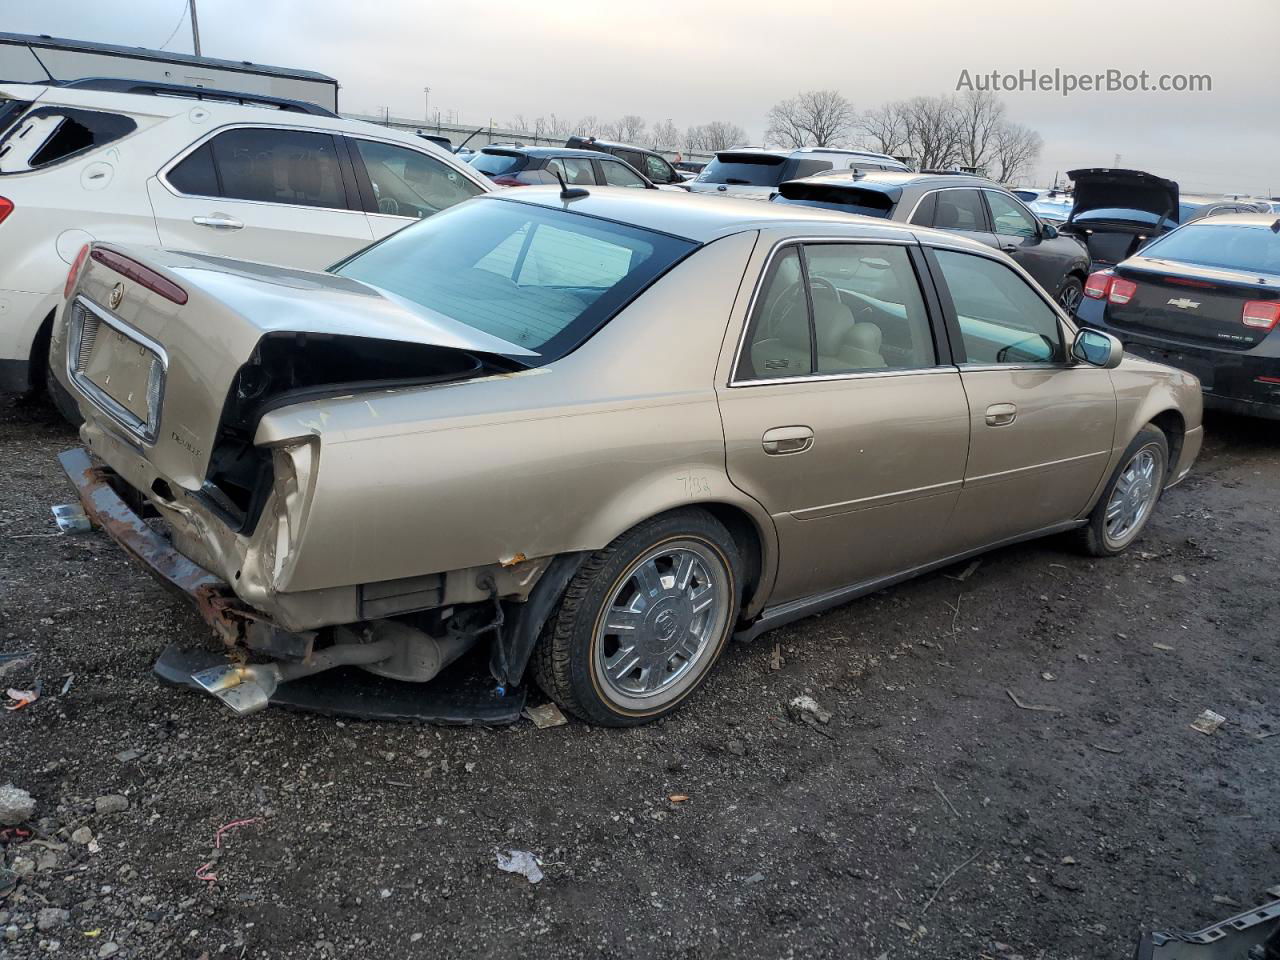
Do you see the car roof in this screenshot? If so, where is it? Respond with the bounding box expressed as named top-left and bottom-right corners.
top-left (481, 146), bottom-right (614, 160)
top-left (483, 185), bottom-right (996, 252)
top-left (570, 137), bottom-right (658, 154)
top-left (787, 170), bottom-right (1001, 191)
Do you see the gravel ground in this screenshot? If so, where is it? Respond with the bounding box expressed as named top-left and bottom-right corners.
top-left (1, 395), bottom-right (1277, 960)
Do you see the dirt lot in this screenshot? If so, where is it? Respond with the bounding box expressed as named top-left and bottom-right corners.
top-left (1, 395), bottom-right (1276, 960)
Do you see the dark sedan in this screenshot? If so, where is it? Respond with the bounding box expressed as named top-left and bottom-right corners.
top-left (468, 146), bottom-right (659, 190)
top-left (1077, 213), bottom-right (1280, 419)
top-left (773, 171), bottom-right (1091, 312)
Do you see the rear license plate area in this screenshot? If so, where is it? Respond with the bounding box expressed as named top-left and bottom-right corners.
top-left (69, 298), bottom-right (166, 442)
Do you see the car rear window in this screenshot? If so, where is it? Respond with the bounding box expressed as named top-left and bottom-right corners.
top-left (1140, 223), bottom-right (1280, 276)
top-left (0, 107), bottom-right (136, 174)
top-left (773, 183), bottom-right (895, 218)
top-left (699, 153), bottom-right (786, 187)
top-left (1074, 206), bottom-right (1192, 225)
top-left (470, 151), bottom-right (527, 176)
top-left (333, 198), bottom-right (697, 363)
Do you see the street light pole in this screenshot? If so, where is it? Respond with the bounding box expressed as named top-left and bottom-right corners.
top-left (424, 86), bottom-right (431, 122)
top-left (189, 0), bottom-right (202, 55)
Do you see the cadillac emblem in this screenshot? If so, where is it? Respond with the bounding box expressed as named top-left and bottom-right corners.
top-left (108, 282), bottom-right (124, 310)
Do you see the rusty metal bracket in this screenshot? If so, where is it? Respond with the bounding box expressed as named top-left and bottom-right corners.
top-left (57, 447), bottom-right (310, 653)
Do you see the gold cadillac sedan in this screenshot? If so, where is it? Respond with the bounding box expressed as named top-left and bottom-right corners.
top-left (52, 187), bottom-right (1203, 725)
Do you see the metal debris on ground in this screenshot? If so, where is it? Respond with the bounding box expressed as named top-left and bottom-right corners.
top-left (1190, 709), bottom-right (1227, 736)
top-left (769, 643), bottom-right (783, 671)
top-left (1170, 574), bottom-right (1188, 584)
top-left (1005, 689), bottom-right (1062, 713)
top-left (495, 849), bottom-right (544, 884)
top-left (522, 702), bottom-right (568, 729)
top-left (1040, 672), bottom-right (1056, 681)
top-left (50, 503), bottom-right (91, 534)
top-left (744, 872), bottom-right (765, 885)
top-left (944, 559), bottom-right (982, 582)
top-left (1152, 643), bottom-right (1175, 651)
top-left (59, 674), bottom-right (73, 695)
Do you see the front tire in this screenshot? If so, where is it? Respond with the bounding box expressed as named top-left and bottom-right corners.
top-left (1075, 425), bottom-right (1168, 556)
top-left (532, 509), bottom-right (741, 726)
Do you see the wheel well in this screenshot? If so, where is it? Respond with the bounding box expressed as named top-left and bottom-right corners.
top-left (696, 502), bottom-right (765, 620)
top-left (1149, 409), bottom-right (1186, 477)
top-left (28, 308), bottom-right (57, 393)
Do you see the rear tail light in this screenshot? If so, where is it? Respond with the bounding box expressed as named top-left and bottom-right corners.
top-left (90, 248), bottom-right (188, 305)
top-left (1108, 278), bottom-right (1137, 305)
top-left (1084, 270), bottom-right (1113, 299)
top-left (0, 196), bottom-right (12, 226)
top-left (1242, 300), bottom-right (1280, 331)
top-left (490, 175), bottom-right (527, 187)
top-left (64, 243), bottom-right (90, 299)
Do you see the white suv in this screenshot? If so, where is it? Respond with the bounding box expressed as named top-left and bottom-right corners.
top-left (0, 79), bottom-right (491, 401)
top-left (685, 146), bottom-right (908, 201)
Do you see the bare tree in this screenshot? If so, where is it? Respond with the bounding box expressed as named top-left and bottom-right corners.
top-left (602, 114), bottom-right (646, 144)
top-left (574, 114), bottom-right (599, 137)
top-left (649, 118), bottom-right (680, 151)
top-left (684, 124), bottom-right (708, 151)
top-left (901, 95), bottom-right (962, 171)
top-left (766, 90), bottom-right (855, 147)
top-left (544, 113), bottom-right (574, 141)
top-left (992, 121), bottom-right (1043, 184)
top-left (856, 101), bottom-right (909, 157)
top-left (954, 89), bottom-right (1005, 173)
top-left (702, 120), bottom-right (747, 151)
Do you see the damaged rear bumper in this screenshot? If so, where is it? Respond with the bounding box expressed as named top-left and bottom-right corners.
top-left (57, 446), bottom-right (312, 655)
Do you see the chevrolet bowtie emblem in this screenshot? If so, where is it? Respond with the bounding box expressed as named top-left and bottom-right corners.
top-left (1167, 297), bottom-right (1200, 309)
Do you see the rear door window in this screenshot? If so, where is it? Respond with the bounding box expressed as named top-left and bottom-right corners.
top-left (353, 139), bottom-right (482, 218)
top-left (932, 190), bottom-right (988, 232)
top-left (167, 127), bottom-right (349, 209)
top-left (599, 159), bottom-right (647, 188)
top-left (0, 107), bottom-right (136, 174)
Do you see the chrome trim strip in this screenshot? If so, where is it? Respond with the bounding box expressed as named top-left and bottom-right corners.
top-left (726, 234), bottom-right (924, 388)
top-left (962, 449), bottom-right (1111, 488)
top-left (66, 296), bottom-right (168, 446)
top-left (791, 477), bottom-right (963, 521)
top-left (733, 519), bottom-right (1087, 643)
top-left (726, 364), bottom-right (959, 389)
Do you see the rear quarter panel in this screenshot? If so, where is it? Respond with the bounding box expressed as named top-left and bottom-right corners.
top-left (257, 231), bottom-right (779, 601)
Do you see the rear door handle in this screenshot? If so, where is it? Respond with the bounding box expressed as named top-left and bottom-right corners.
top-left (762, 425), bottom-right (814, 455)
top-left (192, 214), bottom-right (244, 230)
top-left (985, 403), bottom-right (1017, 427)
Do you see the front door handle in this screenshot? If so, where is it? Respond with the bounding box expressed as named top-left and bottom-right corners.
top-left (192, 214), bottom-right (244, 230)
top-left (762, 425), bottom-right (814, 455)
top-left (1000, 242), bottom-right (1019, 252)
top-left (985, 403), bottom-right (1018, 427)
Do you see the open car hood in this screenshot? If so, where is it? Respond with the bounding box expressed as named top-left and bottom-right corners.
top-left (1067, 168), bottom-right (1180, 223)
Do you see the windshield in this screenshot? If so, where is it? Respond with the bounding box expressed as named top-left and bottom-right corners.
top-left (1140, 223), bottom-right (1280, 276)
top-left (698, 154), bottom-right (785, 187)
top-left (333, 198), bottom-right (697, 363)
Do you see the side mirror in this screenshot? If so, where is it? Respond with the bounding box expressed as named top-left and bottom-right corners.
top-left (1041, 223), bottom-right (1059, 240)
top-left (1072, 328), bottom-right (1124, 369)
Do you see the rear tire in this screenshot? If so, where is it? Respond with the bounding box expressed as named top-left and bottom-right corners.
top-left (1075, 425), bottom-right (1168, 557)
top-left (532, 509), bottom-right (741, 727)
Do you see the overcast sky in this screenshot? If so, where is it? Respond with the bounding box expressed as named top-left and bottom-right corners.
top-left (8, 0), bottom-right (1278, 194)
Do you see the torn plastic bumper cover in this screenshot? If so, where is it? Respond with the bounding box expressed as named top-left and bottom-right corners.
top-left (57, 446), bottom-right (526, 723)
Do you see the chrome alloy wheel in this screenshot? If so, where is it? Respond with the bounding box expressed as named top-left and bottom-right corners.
top-left (592, 540), bottom-right (731, 710)
top-left (1104, 444), bottom-right (1164, 548)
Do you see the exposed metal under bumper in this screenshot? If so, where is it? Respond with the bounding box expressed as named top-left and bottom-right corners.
top-left (1134, 897), bottom-right (1280, 959)
top-left (57, 446), bottom-right (306, 651)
